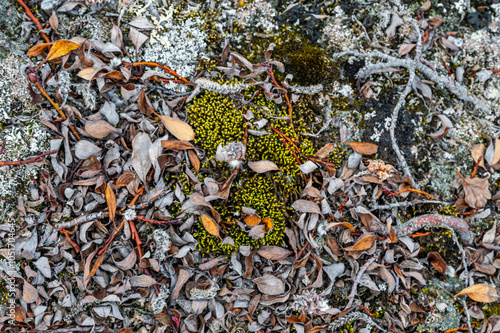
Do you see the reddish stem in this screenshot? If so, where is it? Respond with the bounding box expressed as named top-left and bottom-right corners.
top-left (15, 0), bottom-right (51, 43)
top-left (0, 150), bottom-right (58, 166)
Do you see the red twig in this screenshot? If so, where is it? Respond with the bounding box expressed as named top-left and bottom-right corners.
top-left (0, 140), bottom-right (6, 155)
top-left (0, 150), bottom-right (58, 166)
top-left (15, 0), bottom-right (51, 43)
top-left (135, 216), bottom-right (183, 225)
top-left (59, 228), bottom-right (81, 253)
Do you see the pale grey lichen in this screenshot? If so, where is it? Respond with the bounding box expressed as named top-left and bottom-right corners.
top-left (0, 55), bottom-right (36, 121)
top-left (153, 229), bottom-right (171, 261)
top-left (236, 0), bottom-right (277, 32)
top-left (151, 285), bottom-right (170, 314)
top-left (289, 290), bottom-right (331, 315)
top-left (189, 284), bottom-right (219, 300)
top-left (0, 120), bottom-right (50, 198)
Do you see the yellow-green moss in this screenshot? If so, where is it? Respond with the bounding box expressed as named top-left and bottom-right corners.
top-left (189, 84), bottom-right (336, 254)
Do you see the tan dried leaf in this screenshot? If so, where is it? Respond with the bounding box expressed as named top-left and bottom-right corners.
top-left (248, 160), bottom-right (280, 173)
top-left (291, 199), bottom-right (322, 215)
top-left (23, 280), bottom-right (38, 303)
top-left (429, 114), bottom-right (453, 139)
top-left (344, 142), bottom-right (378, 155)
top-left (158, 116), bottom-right (195, 141)
top-left (420, 0), bottom-right (431, 11)
top-left (188, 150), bottom-right (200, 172)
top-left (427, 252), bottom-right (447, 275)
top-left (326, 222), bottom-right (355, 232)
top-left (398, 44), bottom-right (416, 56)
top-left (77, 67), bottom-right (95, 80)
top-left (130, 275), bottom-right (158, 287)
top-left (85, 120), bottom-right (120, 138)
top-left (116, 172), bottom-right (135, 187)
top-left (463, 176), bottom-right (491, 209)
top-left (344, 234), bottom-right (376, 252)
top-left (105, 184), bottom-right (116, 222)
top-left (454, 284), bottom-right (500, 303)
top-left (161, 140), bottom-right (195, 150)
top-left (315, 143), bottom-right (337, 159)
top-left (427, 17), bottom-right (443, 26)
top-left (253, 274), bottom-right (285, 295)
top-left (27, 43), bottom-right (52, 57)
top-left (471, 143), bottom-right (486, 168)
top-left (47, 40), bottom-right (80, 61)
top-left (257, 246), bottom-right (292, 260)
top-left (201, 214), bottom-right (221, 239)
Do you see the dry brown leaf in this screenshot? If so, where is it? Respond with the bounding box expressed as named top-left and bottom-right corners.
top-left (326, 222), bottom-right (355, 231)
top-left (244, 214), bottom-right (261, 226)
top-left (454, 284), bottom-right (500, 303)
top-left (420, 0), bottom-right (431, 11)
top-left (257, 246), bottom-right (292, 260)
top-left (344, 234), bottom-right (376, 252)
top-left (201, 214), bottom-right (221, 240)
top-left (492, 138), bottom-right (500, 166)
top-left (116, 172), bottom-right (135, 187)
top-left (427, 252), bottom-right (447, 275)
top-left (161, 140), bottom-right (195, 150)
top-left (262, 217), bottom-right (274, 231)
top-left (49, 12), bottom-right (59, 34)
top-left (130, 275), bottom-right (158, 287)
top-left (77, 67), bottom-right (95, 80)
top-left (463, 176), bottom-right (491, 209)
top-left (398, 44), bottom-right (416, 56)
top-left (105, 184), bottom-right (116, 222)
top-left (427, 17), bottom-right (443, 26)
top-left (248, 224), bottom-right (266, 239)
top-left (22, 280), bottom-right (38, 303)
top-left (85, 120), bottom-right (120, 138)
top-left (344, 142), bottom-right (378, 155)
top-left (158, 116), bottom-right (195, 141)
top-left (471, 143), bottom-right (486, 168)
top-left (248, 160), bottom-right (280, 173)
top-left (292, 199), bottom-right (322, 215)
top-left (27, 43), bottom-right (52, 57)
top-left (188, 150), bottom-right (200, 172)
top-left (47, 40), bottom-right (80, 61)
top-left (172, 269), bottom-right (193, 299)
top-left (315, 143), bottom-right (337, 159)
top-left (14, 306), bottom-right (26, 322)
top-left (253, 274), bottom-right (285, 295)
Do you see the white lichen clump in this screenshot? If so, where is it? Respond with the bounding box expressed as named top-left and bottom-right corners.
top-left (0, 55), bottom-right (35, 121)
top-left (153, 229), bottom-right (172, 261)
top-left (151, 285), bottom-right (170, 314)
top-left (140, 10), bottom-right (209, 92)
top-left (0, 121), bottom-right (50, 198)
top-left (189, 284), bottom-right (219, 300)
top-left (236, 0), bottom-right (277, 32)
top-left (289, 290), bottom-right (331, 315)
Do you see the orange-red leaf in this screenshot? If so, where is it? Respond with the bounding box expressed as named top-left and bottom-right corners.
top-left (27, 43), bottom-right (52, 57)
top-left (201, 214), bottom-right (221, 240)
top-left (344, 234), bottom-right (376, 252)
top-left (454, 284), bottom-right (500, 303)
top-left (105, 184), bottom-right (116, 222)
top-left (244, 214), bottom-right (261, 226)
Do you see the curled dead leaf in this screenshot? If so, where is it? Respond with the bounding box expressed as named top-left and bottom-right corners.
top-left (85, 120), bottom-right (120, 139)
top-left (398, 44), bottom-right (416, 56)
top-left (116, 172), bottom-right (135, 187)
top-left (327, 222), bottom-right (355, 232)
top-left (161, 140), bottom-right (195, 151)
top-left (429, 114), bottom-right (453, 139)
top-left (257, 246), bottom-right (292, 260)
top-left (471, 143), bottom-right (485, 169)
top-left (427, 17), bottom-right (443, 26)
top-left (462, 176), bottom-right (491, 209)
top-left (292, 199), bottom-right (322, 215)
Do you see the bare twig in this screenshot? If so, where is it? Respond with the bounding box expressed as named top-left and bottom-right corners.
top-left (345, 252), bottom-right (379, 309)
top-left (0, 149), bottom-right (58, 166)
top-left (370, 200), bottom-right (454, 211)
top-left (57, 211), bottom-right (109, 229)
